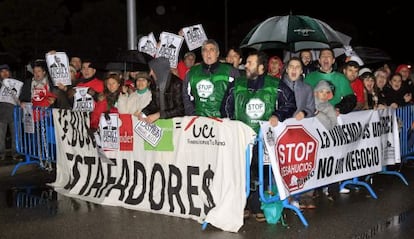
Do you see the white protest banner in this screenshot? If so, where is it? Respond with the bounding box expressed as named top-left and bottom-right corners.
top-left (182, 24), bottom-right (208, 51)
top-left (156, 32), bottom-right (184, 68)
top-left (0, 78), bottom-right (23, 105)
top-left (261, 109), bottom-right (399, 200)
top-left (138, 32), bottom-right (157, 57)
top-left (46, 52), bottom-right (71, 86)
top-left (51, 111), bottom-right (256, 232)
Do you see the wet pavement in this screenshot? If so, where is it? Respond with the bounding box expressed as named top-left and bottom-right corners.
top-left (1, 161), bottom-right (414, 239)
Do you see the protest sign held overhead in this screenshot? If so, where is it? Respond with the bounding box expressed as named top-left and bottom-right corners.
top-left (182, 24), bottom-right (208, 51)
top-left (156, 32), bottom-right (184, 68)
top-left (45, 52), bottom-right (71, 86)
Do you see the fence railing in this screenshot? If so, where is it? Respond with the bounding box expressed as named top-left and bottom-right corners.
top-left (12, 106), bottom-right (55, 175)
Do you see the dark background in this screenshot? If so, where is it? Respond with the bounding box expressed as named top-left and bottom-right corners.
top-left (0, 0), bottom-right (412, 75)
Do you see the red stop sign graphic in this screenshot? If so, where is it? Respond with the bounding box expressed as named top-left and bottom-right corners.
top-left (275, 125), bottom-right (318, 192)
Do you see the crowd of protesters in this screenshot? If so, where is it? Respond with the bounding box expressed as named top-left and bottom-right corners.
top-left (0, 39), bottom-right (413, 223)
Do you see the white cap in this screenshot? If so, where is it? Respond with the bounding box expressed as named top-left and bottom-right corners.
top-left (358, 67), bottom-right (372, 77)
top-left (347, 55), bottom-right (364, 67)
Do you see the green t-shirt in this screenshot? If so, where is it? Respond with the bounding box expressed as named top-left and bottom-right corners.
top-left (304, 71), bottom-right (354, 106)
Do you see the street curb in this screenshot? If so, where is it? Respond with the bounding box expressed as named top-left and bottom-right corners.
top-left (0, 163), bottom-right (38, 178)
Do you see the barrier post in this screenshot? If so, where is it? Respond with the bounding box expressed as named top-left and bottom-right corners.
top-left (257, 131), bottom-right (309, 227)
top-left (12, 106), bottom-right (56, 176)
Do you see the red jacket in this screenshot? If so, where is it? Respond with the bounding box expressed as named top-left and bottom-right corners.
top-left (90, 98), bottom-right (118, 131)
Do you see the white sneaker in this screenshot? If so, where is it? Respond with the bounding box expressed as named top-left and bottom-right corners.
top-left (323, 187), bottom-right (329, 196)
top-left (291, 200), bottom-right (300, 209)
top-left (339, 188), bottom-right (350, 194)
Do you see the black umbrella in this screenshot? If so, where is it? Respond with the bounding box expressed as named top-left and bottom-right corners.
top-left (352, 46), bottom-right (391, 65)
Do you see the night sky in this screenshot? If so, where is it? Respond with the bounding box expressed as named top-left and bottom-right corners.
top-left (1, 0), bottom-right (412, 68)
top-left (140, 1), bottom-right (412, 64)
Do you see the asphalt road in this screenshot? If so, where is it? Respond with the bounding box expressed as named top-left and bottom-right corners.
top-left (1, 161), bottom-right (414, 239)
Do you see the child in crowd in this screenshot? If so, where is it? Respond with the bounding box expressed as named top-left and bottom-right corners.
top-left (314, 80), bottom-right (337, 130)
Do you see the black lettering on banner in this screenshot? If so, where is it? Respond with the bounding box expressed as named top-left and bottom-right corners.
top-left (168, 165), bottom-right (185, 214)
top-left (345, 147), bottom-right (379, 172)
top-left (79, 155), bottom-right (97, 195)
top-left (193, 124), bottom-right (215, 138)
top-left (64, 154), bottom-right (82, 190)
top-left (85, 159), bottom-right (104, 197)
top-left (316, 156), bottom-right (334, 179)
top-left (60, 151), bottom-right (219, 216)
top-left (100, 163), bottom-right (117, 197)
top-left (334, 158), bottom-right (345, 175)
top-left (107, 159), bottom-right (130, 200)
top-left (328, 122), bottom-right (363, 146)
top-left (187, 166), bottom-right (201, 217)
top-left (372, 116), bottom-right (392, 137)
top-left (125, 161), bottom-right (146, 205)
top-left (57, 109), bottom-right (93, 148)
top-left (362, 124), bottom-right (370, 139)
top-left (202, 164), bottom-right (215, 214)
top-left (149, 164), bottom-right (165, 210)
top-left (58, 109), bottom-right (69, 141)
top-left (316, 128), bottom-right (330, 149)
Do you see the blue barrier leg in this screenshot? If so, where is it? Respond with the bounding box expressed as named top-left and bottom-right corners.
top-left (201, 222), bottom-right (208, 230)
top-left (340, 178), bottom-right (378, 199)
top-left (257, 135), bottom-right (309, 227)
top-left (282, 199), bottom-right (309, 227)
top-left (379, 166), bottom-right (409, 186)
top-left (11, 155), bottom-right (40, 176)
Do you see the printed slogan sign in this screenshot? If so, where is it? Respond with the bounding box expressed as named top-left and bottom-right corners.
top-left (276, 125), bottom-right (318, 191)
top-left (46, 52), bottom-right (71, 86)
top-left (182, 24), bottom-right (208, 51)
top-left (0, 78), bottom-right (23, 105)
top-left (262, 108), bottom-right (400, 200)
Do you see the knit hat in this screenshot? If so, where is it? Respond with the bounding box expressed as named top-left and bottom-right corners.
top-left (0, 64), bottom-right (10, 71)
top-left (314, 80), bottom-right (333, 93)
top-left (395, 64), bottom-right (411, 74)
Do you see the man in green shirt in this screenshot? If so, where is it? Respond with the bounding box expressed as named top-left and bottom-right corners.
top-left (304, 48), bottom-right (356, 114)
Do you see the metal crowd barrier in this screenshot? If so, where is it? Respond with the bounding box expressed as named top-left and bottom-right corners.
top-left (12, 106), bottom-right (56, 176)
top-left (396, 104), bottom-right (414, 163)
top-left (256, 133), bottom-right (309, 227)
top-left (364, 105), bottom-right (414, 186)
top-left (14, 186), bottom-right (57, 211)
